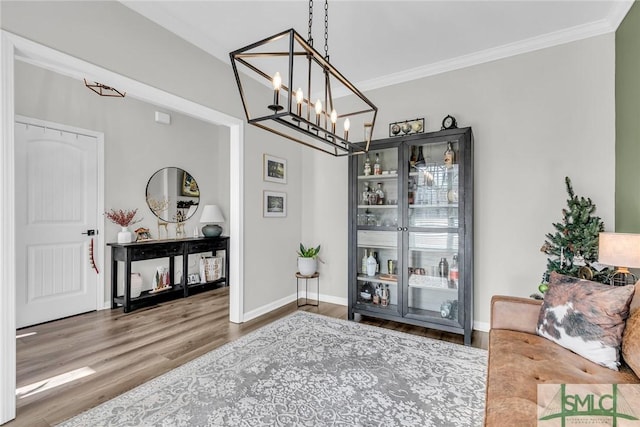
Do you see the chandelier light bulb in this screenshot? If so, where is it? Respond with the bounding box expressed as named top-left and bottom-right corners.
top-left (272, 72), bottom-right (282, 90)
top-left (295, 88), bottom-right (304, 117)
top-left (330, 109), bottom-right (337, 133)
top-left (343, 118), bottom-right (350, 141)
top-left (315, 99), bottom-right (322, 127)
top-left (268, 72), bottom-right (284, 111)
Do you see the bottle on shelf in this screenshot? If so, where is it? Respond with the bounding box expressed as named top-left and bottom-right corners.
top-left (375, 182), bottom-right (385, 205)
top-left (374, 153), bottom-right (382, 175)
top-left (373, 251), bottom-right (379, 273)
top-left (438, 257), bottom-right (449, 279)
top-left (362, 182), bottom-right (371, 205)
top-left (410, 146), bottom-right (418, 168)
top-left (366, 252), bottom-right (377, 277)
top-left (444, 142), bottom-right (455, 168)
top-left (416, 146), bottom-right (426, 168)
top-left (362, 250), bottom-right (369, 274)
top-left (381, 284), bottom-right (389, 307)
top-left (364, 155), bottom-right (372, 176)
top-left (373, 284), bottom-right (380, 305)
top-left (449, 254), bottom-right (459, 289)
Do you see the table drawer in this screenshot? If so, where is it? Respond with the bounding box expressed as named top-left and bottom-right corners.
top-left (187, 241), bottom-right (225, 254)
top-left (131, 242), bottom-right (182, 260)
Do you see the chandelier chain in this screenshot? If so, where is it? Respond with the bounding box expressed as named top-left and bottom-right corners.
top-left (308, 0), bottom-right (314, 46)
top-left (324, 0), bottom-right (329, 60)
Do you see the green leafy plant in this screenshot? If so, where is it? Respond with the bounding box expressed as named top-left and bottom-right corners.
top-left (297, 243), bottom-right (321, 258)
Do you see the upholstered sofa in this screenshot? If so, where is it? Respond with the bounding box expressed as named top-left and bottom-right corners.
top-left (484, 281), bottom-right (640, 426)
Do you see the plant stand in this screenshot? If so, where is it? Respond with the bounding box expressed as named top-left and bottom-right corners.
top-left (296, 272), bottom-right (320, 307)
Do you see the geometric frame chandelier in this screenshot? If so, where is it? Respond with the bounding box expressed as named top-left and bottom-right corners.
top-left (229, 0), bottom-right (377, 156)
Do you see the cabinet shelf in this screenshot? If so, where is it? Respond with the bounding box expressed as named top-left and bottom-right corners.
top-left (354, 301), bottom-right (398, 314)
top-left (357, 174), bottom-right (398, 180)
top-left (356, 274), bottom-right (399, 285)
top-left (410, 204), bottom-right (458, 209)
top-left (357, 204), bottom-right (398, 209)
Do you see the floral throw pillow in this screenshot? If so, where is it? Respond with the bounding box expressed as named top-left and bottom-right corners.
top-left (537, 272), bottom-right (635, 370)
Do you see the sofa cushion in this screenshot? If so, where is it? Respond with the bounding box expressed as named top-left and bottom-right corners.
top-left (536, 272), bottom-right (635, 370)
top-left (485, 329), bottom-right (640, 427)
top-left (622, 294), bottom-right (640, 377)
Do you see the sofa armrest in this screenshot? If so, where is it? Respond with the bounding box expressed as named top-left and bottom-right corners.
top-left (491, 295), bottom-right (542, 335)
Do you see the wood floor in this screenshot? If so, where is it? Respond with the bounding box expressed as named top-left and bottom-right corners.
top-left (8, 288), bottom-right (487, 426)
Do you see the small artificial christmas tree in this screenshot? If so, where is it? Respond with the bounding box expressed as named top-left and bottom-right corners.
top-left (540, 177), bottom-right (607, 283)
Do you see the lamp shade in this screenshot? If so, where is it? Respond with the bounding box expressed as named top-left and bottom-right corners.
top-left (598, 232), bottom-right (640, 268)
top-left (200, 205), bottom-right (225, 224)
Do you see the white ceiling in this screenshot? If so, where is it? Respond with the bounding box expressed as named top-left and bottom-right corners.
top-left (122, 0), bottom-right (633, 92)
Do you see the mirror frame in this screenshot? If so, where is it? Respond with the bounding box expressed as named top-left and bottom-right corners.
top-left (146, 166), bottom-right (200, 223)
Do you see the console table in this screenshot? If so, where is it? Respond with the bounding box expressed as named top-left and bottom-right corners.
top-left (108, 236), bottom-right (229, 313)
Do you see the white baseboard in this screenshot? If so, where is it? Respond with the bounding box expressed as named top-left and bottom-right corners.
top-left (473, 321), bottom-right (490, 332)
top-left (243, 293), bottom-right (297, 322)
top-left (243, 292), bottom-right (348, 322)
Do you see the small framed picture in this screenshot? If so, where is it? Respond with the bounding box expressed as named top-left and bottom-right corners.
top-left (263, 191), bottom-right (287, 217)
top-left (187, 273), bottom-right (201, 285)
top-left (182, 171), bottom-right (200, 197)
top-left (263, 154), bottom-right (287, 184)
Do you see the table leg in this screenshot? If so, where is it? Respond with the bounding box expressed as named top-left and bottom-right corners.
top-left (123, 252), bottom-right (131, 313)
top-left (111, 257), bottom-right (118, 309)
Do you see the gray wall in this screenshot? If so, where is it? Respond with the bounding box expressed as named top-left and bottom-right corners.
top-left (2, 1), bottom-right (618, 327)
top-left (2, 0), bottom-right (304, 315)
top-left (303, 34), bottom-right (616, 327)
top-left (15, 60), bottom-right (229, 299)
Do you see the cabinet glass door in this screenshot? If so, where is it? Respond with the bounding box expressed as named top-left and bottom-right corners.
top-left (354, 146), bottom-right (400, 314)
top-left (405, 140), bottom-right (461, 324)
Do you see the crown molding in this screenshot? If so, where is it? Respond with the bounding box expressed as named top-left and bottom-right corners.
top-left (121, 0), bottom-right (634, 97)
top-left (355, 15), bottom-right (627, 94)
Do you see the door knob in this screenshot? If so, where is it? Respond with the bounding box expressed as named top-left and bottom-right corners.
top-left (82, 229), bottom-right (96, 236)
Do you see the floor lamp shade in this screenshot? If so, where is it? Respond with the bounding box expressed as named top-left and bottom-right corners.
top-left (200, 205), bottom-right (225, 237)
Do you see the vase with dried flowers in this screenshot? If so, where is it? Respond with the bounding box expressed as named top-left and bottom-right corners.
top-left (105, 209), bottom-right (142, 243)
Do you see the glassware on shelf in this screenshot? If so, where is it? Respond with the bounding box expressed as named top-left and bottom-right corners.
top-left (362, 182), bottom-right (371, 205)
top-left (375, 182), bottom-right (385, 205)
top-left (366, 253), bottom-right (377, 276)
top-left (444, 142), bottom-right (455, 168)
top-left (449, 254), bottom-right (459, 289)
top-left (374, 153), bottom-right (382, 175)
top-left (364, 155), bottom-right (372, 176)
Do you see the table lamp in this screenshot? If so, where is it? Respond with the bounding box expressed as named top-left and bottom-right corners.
top-left (200, 205), bottom-right (225, 237)
top-left (598, 232), bottom-right (640, 286)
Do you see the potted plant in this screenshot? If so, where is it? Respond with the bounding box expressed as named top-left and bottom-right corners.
top-left (297, 243), bottom-right (321, 276)
top-left (105, 208), bottom-right (142, 243)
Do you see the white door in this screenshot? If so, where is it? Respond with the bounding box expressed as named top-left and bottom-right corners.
top-left (15, 119), bottom-right (101, 328)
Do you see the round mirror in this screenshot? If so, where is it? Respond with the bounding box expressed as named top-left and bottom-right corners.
top-left (146, 167), bottom-right (200, 223)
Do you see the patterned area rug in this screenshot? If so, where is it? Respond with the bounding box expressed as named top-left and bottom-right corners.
top-left (59, 312), bottom-right (487, 426)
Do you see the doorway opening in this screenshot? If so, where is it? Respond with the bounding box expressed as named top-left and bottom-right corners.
top-left (1, 30), bottom-right (245, 423)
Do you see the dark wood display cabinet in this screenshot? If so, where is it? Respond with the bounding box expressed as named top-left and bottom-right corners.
top-left (108, 236), bottom-right (229, 313)
top-left (348, 128), bottom-right (474, 345)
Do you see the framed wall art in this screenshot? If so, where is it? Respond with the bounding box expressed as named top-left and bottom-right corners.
top-left (263, 154), bottom-right (287, 184)
top-left (263, 191), bottom-right (287, 217)
top-left (181, 171), bottom-right (200, 197)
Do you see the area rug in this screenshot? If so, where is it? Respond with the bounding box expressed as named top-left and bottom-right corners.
top-left (59, 311), bottom-right (487, 426)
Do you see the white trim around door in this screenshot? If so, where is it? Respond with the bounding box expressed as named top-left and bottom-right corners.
top-left (0, 30), bottom-right (245, 424)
